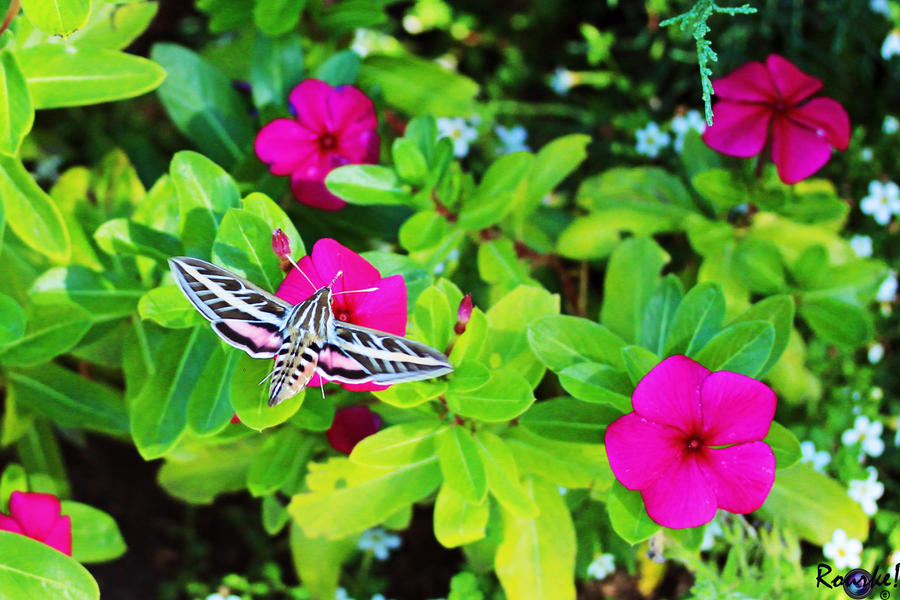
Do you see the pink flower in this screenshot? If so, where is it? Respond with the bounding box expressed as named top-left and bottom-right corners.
top-left (255, 79), bottom-right (380, 211)
top-left (271, 228), bottom-right (292, 258)
top-left (454, 294), bottom-right (473, 335)
top-left (604, 355), bottom-right (777, 529)
top-left (327, 406), bottom-right (382, 454)
top-left (275, 238), bottom-right (406, 391)
top-left (702, 55), bottom-right (850, 184)
top-left (0, 491), bottom-right (72, 555)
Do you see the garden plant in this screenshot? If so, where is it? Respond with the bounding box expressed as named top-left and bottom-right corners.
top-left (0, 0), bottom-right (898, 599)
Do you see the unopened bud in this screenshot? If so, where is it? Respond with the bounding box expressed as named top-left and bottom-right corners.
top-left (326, 406), bottom-right (382, 455)
top-left (454, 294), bottom-right (473, 335)
top-left (271, 228), bottom-right (291, 258)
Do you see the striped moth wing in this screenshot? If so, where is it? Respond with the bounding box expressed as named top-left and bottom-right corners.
top-left (168, 257), bottom-right (290, 358)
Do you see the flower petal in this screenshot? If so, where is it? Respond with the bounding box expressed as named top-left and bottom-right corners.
top-left (309, 238), bottom-right (382, 297)
top-left (632, 355), bottom-right (708, 433)
top-left (42, 515), bottom-right (72, 555)
top-left (0, 514), bottom-right (24, 534)
top-left (788, 97), bottom-right (850, 150)
top-left (289, 79), bottom-right (334, 132)
top-left (765, 55), bottom-right (822, 106)
top-left (712, 61), bottom-right (777, 102)
top-left (771, 115), bottom-right (833, 184)
top-left (641, 455), bottom-right (718, 528)
top-left (326, 406), bottom-right (382, 454)
top-left (343, 274), bottom-right (407, 336)
top-left (9, 492), bottom-right (61, 541)
top-left (328, 84), bottom-right (378, 133)
top-left (275, 262), bottom-right (321, 305)
top-left (702, 101), bottom-right (772, 158)
top-left (290, 168), bottom-right (346, 211)
top-left (338, 126), bottom-right (380, 163)
top-left (605, 412), bottom-right (687, 491)
top-left (700, 371), bottom-right (776, 445)
top-left (697, 442), bottom-right (776, 514)
top-left (255, 119), bottom-right (319, 176)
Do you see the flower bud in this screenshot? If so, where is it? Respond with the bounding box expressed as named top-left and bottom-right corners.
top-left (271, 228), bottom-right (291, 258)
top-left (454, 294), bottom-right (473, 335)
top-left (326, 406), bottom-right (382, 454)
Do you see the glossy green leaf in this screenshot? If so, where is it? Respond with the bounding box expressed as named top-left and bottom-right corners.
top-left (138, 285), bottom-right (203, 329)
top-left (757, 464), bottom-right (868, 545)
top-left (477, 238), bottom-right (530, 286)
top-left (0, 302), bottom-right (91, 367)
top-left (640, 275), bottom-right (683, 355)
top-left (350, 421), bottom-right (444, 467)
top-left (0, 293), bottom-right (26, 346)
top-left (230, 353), bottom-right (305, 430)
top-left (606, 481), bottom-right (659, 545)
top-left (157, 437), bottom-right (261, 504)
top-left (371, 379), bottom-right (447, 408)
top-left (290, 524), bottom-right (356, 600)
top-left (506, 428), bottom-right (613, 491)
top-left (17, 45), bottom-right (165, 109)
top-left (21, 0), bottom-right (91, 36)
top-left (445, 368), bottom-right (534, 422)
top-left (0, 51), bottom-right (33, 155)
top-left (325, 164), bottom-right (412, 206)
top-left (358, 54), bottom-right (478, 116)
top-left (0, 464), bottom-right (28, 511)
top-left (556, 217), bottom-right (620, 260)
top-left (457, 153), bottom-right (533, 230)
top-left (30, 267), bottom-right (143, 322)
top-left (253, 0), bottom-right (305, 36)
top-left (601, 237), bottom-right (669, 344)
top-left (152, 43), bottom-right (254, 166)
top-left (248, 426), bottom-right (314, 496)
top-left (262, 495), bottom-right (290, 535)
top-left (241, 192), bottom-right (306, 257)
top-left (94, 218), bottom-right (182, 262)
top-left (67, 2), bottom-right (158, 49)
top-left (7, 364), bottom-right (128, 434)
top-left (527, 314), bottom-right (627, 372)
top-left (0, 154), bottom-right (70, 263)
top-left (393, 137), bottom-right (429, 185)
top-left (433, 483), bottom-right (488, 548)
top-left (250, 32), bottom-right (304, 108)
top-left (664, 282), bottom-right (726, 356)
top-left (399, 211), bottom-right (451, 251)
top-left (495, 476), bottom-right (576, 600)
top-left (519, 134), bottom-right (591, 215)
top-left (447, 359), bottom-right (490, 393)
top-left (731, 295), bottom-right (795, 376)
top-left (319, 0), bottom-right (386, 31)
top-left (16, 420), bottom-right (70, 497)
top-left (799, 296), bottom-right (872, 348)
top-left (520, 397), bottom-right (621, 443)
top-left (734, 238), bottom-right (786, 294)
top-left (620, 345), bottom-right (660, 386)
top-left (764, 421), bottom-right (801, 471)
top-left (557, 362), bottom-right (632, 412)
top-left (473, 431), bottom-right (537, 518)
top-left (0, 530), bottom-right (99, 600)
top-left (409, 284), bottom-right (452, 351)
top-left (186, 346), bottom-right (241, 436)
top-left (438, 427), bottom-right (487, 504)
top-left (212, 208), bottom-right (283, 292)
top-left (289, 395), bottom-right (335, 432)
top-left (61, 501), bottom-right (126, 564)
top-left (693, 321), bottom-right (775, 377)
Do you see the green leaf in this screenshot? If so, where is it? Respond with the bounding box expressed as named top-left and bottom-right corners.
top-left (230, 353), bottom-right (305, 431)
top-left (600, 237), bottom-right (670, 343)
top-left (138, 285), bottom-right (203, 329)
top-left (21, 0), bottom-right (91, 36)
top-left (325, 164), bottom-right (412, 206)
top-left (0, 293), bottom-right (26, 346)
top-left (506, 428), bottom-right (613, 490)
top-left (313, 50), bottom-right (360, 86)
top-left (410, 285), bottom-right (452, 351)
top-left (448, 306), bottom-right (487, 365)
top-left (799, 296), bottom-right (872, 348)
top-left (519, 134), bottom-right (591, 215)
top-left (789, 244), bottom-right (828, 288)
top-left (438, 427), bottom-right (487, 504)
top-left (528, 314), bottom-right (627, 372)
top-left (62, 501), bottom-right (126, 564)
top-left (477, 238), bottom-right (530, 286)
top-left (520, 397), bottom-right (621, 443)
top-left (734, 238), bottom-right (786, 294)
top-left (0, 530), bottom-right (99, 600)
top-left (447, 359), bottom-right (490, 393)
top-left (66, 2), bottom-right (158, 50)
top-left (350, 421), bottom-right (444, 467)
top-left (690, 169), bottom-right (745, 215)
top-left (151, 43), bottom-right (254, 166)
top-left (253, 0), bottom-right (304, 36)
top-left (731, 295), bottom-right (795, 376)
top-left (495, 476), bottom-right (576, 600)
top-left (30, 267), bottom-right (143, 322)
top-left (0, 51), bottom-right (33, 155)
top-left (556, 217), bottom-right (619, 260)
top-left (620, 345), bottom-right (661, 385)
top-left (0, 464), bottom-right (28, 511)
top-left (0, 302), bottom-right (91, 367)
top-left (557, 363), bottom-right (633, 412)
top-left (289, 456), bottom-right (442, 538)
top-left (319, 0), bottom-right (386, 32)
top-left (0, 154), bottom-right (70, 263)
top-left (433, 483), bottom-right (488, 548)
top-left (663, 282), bottom-right (726, 356)
top-left (7, 364), bottom-right (128, 434)
top-left (157, 437), bottom-right (260, 504)
top-left (172, 150), bottom-right (241, 258)
top-left (693, 321), bottom-right (775, 377)
top-left (445, 368), bottom-right (535, 422)
top-left (248, 427), bottom-right (314, 496)
top-left (212, 208), bottom-right (283, 292)
top-left (241, 192), bottom-right (306, 257)
top-left (606, 481), bottom-right (659, 545)
top-left (289, 524), bottom-right (356, 600)
top-left (392, 137), bottom-right (429, 185)
top-left (473, 431), bottom-right (537, 518)
top-left (16, 420), bottom-right (70, 497)
top-left (94, 218), bottom-right (183, 262)
top-left (263, 495), bottom-right (289, 535)
top-left (358, 54), bottom-right (478, 116)
top-left (371, 379), bottom-right (447, 408)
top-left (640, 275), bottom-right (683, 355)
top-left (250, 33), bottom-right (304, 108)
top-left (757, 464), bottom-right (868, 545)
top-left (186, 346), bottom-right (242, 436)
top-left (764, 421), bottom-right (801, 471)
top-left (17, 45), bottom-right (165, 109)
top-left (458, 153), bottom-right (533, 230)
top-left (399, 211), bottom-right (451, 252)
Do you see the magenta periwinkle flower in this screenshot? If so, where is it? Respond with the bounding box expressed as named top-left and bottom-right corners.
top-left (0, 491), bottom-right (72, 555)
top-left (275, 238), bottom-right (406, 391)
top-left (703, 54), bottom-right (850, 185)
top-left (604, 355), bottom-right (777, 529)
top-left (327, 406), bottom-right (382, 454)
top-left (255, 79), bottom-right (380, 211)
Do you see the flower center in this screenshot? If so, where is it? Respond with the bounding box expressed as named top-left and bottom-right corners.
top-left (686, 438), bottom-right (703, 451)
top-left (319, 133), bottom-right (338, 150)
top-left (337, 311), bottom-right (350, 321)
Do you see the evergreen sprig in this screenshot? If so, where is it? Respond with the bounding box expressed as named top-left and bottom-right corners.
top-left (661, 1), bottom-right (757, 125)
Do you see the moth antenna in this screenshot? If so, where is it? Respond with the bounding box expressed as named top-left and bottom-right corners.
top-left (328, 270), bottom-right (344, 288)
top-left (319, 381), bottom-right (326, 400)
top-left (333, 287), bottom-right (379, 295)
top-left (258, 369), bottom-right (275, 386)
top-left (288, 256), bottom-right (318, 291)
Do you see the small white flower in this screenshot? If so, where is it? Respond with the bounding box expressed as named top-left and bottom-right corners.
top-left (586, 553), bottom-right (616, 580)
top-left (700, 517), bottom-right (724, 551)
top-left (635, 122), bottom-right (671, 158)
top-left (205, 595), bottom-right (239, 600)
top-left (883, 30), bottom-right (900, 60)
top-left (335, 588), bottom-right (355, 600)
top-left (824, 529), bottom-right (863, 569)
top-left (799, 441), bottom-right (831, 472)
top-left (848, 467), bottom-right (885, 516)
top-left (860, 147), bottom-right (874, 162)
top-left (358, 527), bottom-right (402, 561)
top-left (550, 67), bottom-right (576, 95)
top-left (671, 110), bottom-right (706, 153)
top-left (871, 0), bottom-right (892, 16)
top-left (495, 125), bottom-right (531, 154)
top-left (869, 343), bottom-right (885, 364)
top-left (883, 115), bottom-right (899, 134)
top-left (850, 235), bottom-right (873, 258)
top-left (877, 270), bottom-right (898, 303)
top-left (860, 180), bottom-right (900, 225)
top-left (841, 416), bottom-right (885, 458)
top-left (437, 117), bottom-right (478, 158)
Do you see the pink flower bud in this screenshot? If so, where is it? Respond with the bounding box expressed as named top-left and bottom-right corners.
top-left (0, 491), bottom-right (72, 555)
top-left (271, 228), bottom-right (291, 258)
top-left (230, 413), bottom-right (241, 424)
top-left (326, 406), bottom-right (382, 455)
top-left (455, 294), bottom-right (473, 335)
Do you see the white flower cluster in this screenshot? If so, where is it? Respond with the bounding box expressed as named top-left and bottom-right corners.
top-left (824, 529), bottom-right (863, 569)
top-left (635, 110), bottom-right (706, 158)
top-left (842, 415), bottom-right (885, 458)
top-left (848, 466), bottom-right (885, 516)
top-left (586, 553), bottom-right (616, 580)
top-left (436, 117), bottom-right (479, 158)
top-left (799, 441), bottom-right (831, 472)
top-left (860, 180), bottom-right (900, 225)
top-left (357, 527), bottom-right (402, 560)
